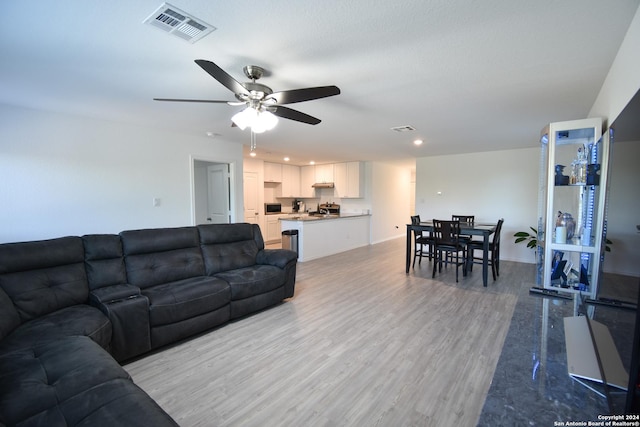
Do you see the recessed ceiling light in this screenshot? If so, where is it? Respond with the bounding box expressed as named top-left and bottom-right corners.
top-left (284, 157), bottom-right (290, 162)
top-left (249, 152), bottom-right (256, 157)
top-left (414, 139), bottom-right (423, 146)
top-left (309, 161), bottom-right (315, 165)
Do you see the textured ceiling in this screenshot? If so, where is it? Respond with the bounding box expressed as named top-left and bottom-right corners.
top-left (1, 0), bottom-right (639, 166)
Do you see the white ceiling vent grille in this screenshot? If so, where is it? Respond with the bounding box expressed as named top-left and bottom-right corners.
top-left (144, 3), bottom-right (216, 43)
top-left (390, 125), bottom-right (416, 132)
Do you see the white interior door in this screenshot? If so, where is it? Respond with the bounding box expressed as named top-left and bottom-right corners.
top-left (243, 171), bottom-right (259, 224)
top-left (207, 164), bottom-right (230, 223)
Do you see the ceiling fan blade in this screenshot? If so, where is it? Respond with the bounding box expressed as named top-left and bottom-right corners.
top-left (271, 106), bottom-right (321, 125)
top-left (195, 59), bottom-right (249, 96)
top-left (268, 85), bottom-right (340, 105)
top-left (154, 98), bottom-right (235, 104)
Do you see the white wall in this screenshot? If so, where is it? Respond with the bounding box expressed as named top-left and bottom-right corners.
top-left (0, 104), bottom-right (244, 243)
top-left (415, 147), bottom-right (540, 264)
top-left (589, 4), bottom-right (640, 123)
top-left (588, 4), bottom-right (640, 277)
top-left (370, 161), bottom-right (415, 245)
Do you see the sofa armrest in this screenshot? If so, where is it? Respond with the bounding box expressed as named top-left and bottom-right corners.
top-left (89, 284), bottom-right (151, 362)
top-left (89, 284), bottom-right (141, 305)
top-left (256, 249), bottom-right (297, 269)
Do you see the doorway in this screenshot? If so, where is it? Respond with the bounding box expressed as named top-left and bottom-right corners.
top-left (192, 158), bottom-right (234, 225)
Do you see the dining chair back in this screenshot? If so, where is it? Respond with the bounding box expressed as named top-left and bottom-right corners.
top-left (468, 218), bottom-right (504, 281)
top-left (451, 215), bottom-right (474, 226)
top-left (411, 215), bottom-right (434, 267)
top-left (452, 215), bottom-right (476, 242)
top-left (432, 219), bottom-right (467, 282)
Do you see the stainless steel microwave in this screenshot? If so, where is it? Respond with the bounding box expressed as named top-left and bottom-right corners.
top-left (265, 203), bottom-right (282, 213)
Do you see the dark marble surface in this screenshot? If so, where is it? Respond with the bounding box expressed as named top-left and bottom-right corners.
top-left (478, 276), bottom-right (638, 426)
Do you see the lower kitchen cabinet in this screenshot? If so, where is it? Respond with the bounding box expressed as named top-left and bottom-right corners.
top-left (266, 214), bottom-right (288, 242)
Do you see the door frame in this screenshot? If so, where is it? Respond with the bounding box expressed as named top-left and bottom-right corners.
top-left (189, 155), bottom-right (238, 225)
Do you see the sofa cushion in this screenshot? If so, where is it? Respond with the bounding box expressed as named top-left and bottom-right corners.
top-left (0, 288), bottom-right (20, 341)
top-left (0, 305), bottom-right (111, 354)
top-left (83, 234), bottom-right (128, 290)
top-left (0, 237), bottom-right (88, 322)
top-left (15, 378), bottom-right (179, 427)
top-left (0, 336), bottom-right (127, 426)
top-left (215, 265), bottom-right (285, 300)
top-left (121, 227), bottom-right (205, 288)
top-left (142, 276), bottom-right (230, 326)
top-left (198, 223), bottom-right (260, 274)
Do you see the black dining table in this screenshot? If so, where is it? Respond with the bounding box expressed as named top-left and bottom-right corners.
top-left (406, 221), bottom-right (497, 286)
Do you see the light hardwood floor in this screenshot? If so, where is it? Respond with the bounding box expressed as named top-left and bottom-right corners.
top-left (125, 237), bottom-right (526, 427)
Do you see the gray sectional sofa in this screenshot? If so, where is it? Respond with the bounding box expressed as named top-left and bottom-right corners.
top-left (0, 223), bottom-right (297, 426)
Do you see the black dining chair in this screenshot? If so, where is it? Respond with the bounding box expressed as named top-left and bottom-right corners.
top-left (467, 218), bottom-right (504, 281)
top-left (451, 215), bottom-right (476, 243)
top-left (432, 219), bottom-right (467, 282)
top-left (411, 215), bottom-right (434, 267)
top-left (451, 215), bottom-right (474, 226)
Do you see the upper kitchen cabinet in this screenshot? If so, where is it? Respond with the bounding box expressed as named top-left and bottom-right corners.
top-left (300, 165), bottom-right (315, 198)
top-left (315, 164), bottom-right (334, 184)
top-left (264, 162), bottom-right (282, 183)
top-left (281, 164), bottom-right (301, 198)
top-left (334, 162), bottom-right (364, 198)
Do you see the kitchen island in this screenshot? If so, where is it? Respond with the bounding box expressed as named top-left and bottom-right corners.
top-left (280, 214), bottom-right (371, 262)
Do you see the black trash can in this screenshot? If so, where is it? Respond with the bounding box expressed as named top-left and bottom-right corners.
top-left (282, 229), bottom-right (298, 254)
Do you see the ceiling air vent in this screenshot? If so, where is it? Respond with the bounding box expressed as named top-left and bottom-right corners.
top-left (390, 125), bottom-right (416, 132)
top-left (144, 3), bottom-right (216, 43)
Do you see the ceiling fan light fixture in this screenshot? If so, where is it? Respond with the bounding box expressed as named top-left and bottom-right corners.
top-left (231, 107), bottom-right (256, 130)
top-left (232, 107), bottom-right (278, 133)
top-left (258, 110), bottom-right (278, 131)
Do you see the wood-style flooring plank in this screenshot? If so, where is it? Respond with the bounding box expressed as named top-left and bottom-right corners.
top-left (125, 237), bottom-right (521, 427)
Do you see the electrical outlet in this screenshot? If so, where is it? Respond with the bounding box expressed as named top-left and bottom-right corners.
top-left (153, 197), bottom-right (161, 207)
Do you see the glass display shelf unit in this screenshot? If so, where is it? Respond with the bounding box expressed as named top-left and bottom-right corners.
top-left (537, 117), bottom-right (610, 298)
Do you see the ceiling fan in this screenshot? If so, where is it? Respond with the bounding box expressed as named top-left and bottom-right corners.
top-left (154, 59), bottom-right (341, 133)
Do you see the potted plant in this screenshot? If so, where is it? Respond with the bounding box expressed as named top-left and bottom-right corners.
top-left (514, 227), bottom-right (538, 249)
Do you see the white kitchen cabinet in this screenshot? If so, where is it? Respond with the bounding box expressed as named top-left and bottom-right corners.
top-left (334, 161), bottom-right (363, 198)
top-left (281, 164), bottom-right (300, 197)
top-left (265, 214), bottom-right (285, 242)
top-left (264, 162), bottom-right (282, 183)
top-left (315, 163), bottom-right (334, 183)
top-left (300, 165), bottom-right (315, 197)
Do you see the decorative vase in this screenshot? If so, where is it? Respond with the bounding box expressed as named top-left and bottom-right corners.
top-left (556, 211), bottom-right (576, 240)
